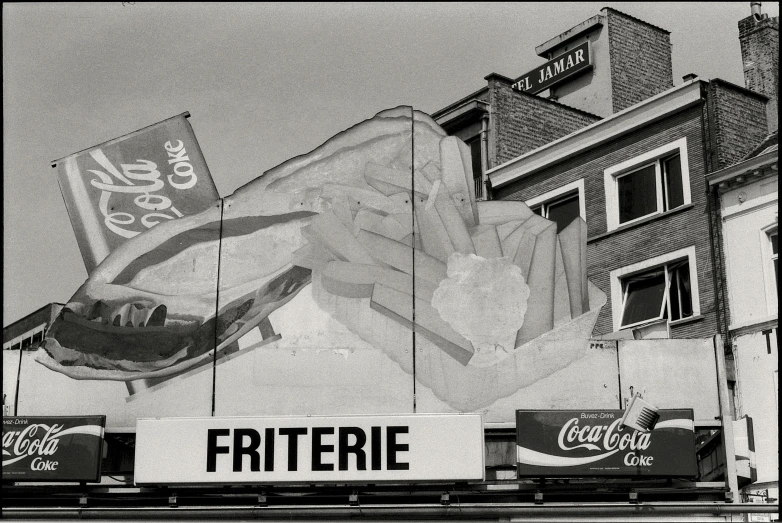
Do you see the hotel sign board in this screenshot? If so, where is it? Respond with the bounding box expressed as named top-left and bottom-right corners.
top-left (2, 416), bottom-right (105, 482)
top-left (53, 113), bottom-right (220, 273)
top-left (135, 414), bottom-right (485, 485)
top-left (512, 41), bottom-right (592, 95)
top-left (516, 409), bottom-right (697, 477)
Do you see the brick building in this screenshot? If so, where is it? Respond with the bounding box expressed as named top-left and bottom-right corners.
top-left (435, 6), bottom-right (772, 346)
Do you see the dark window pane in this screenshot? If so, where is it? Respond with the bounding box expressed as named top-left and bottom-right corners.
top-left (531, 206), bottom-right (543, 216)
top-left (676, 263), bottom-right (693, 318)
top-left (771, 233), bottom-right (778, 255)
top-left (547, 194), bottom-right (580, 232)
top-left (621, 270), bottom-right (666, 327)
top-left (668, 261), bottom-right (693, 321)
top-left (663, 154), bottom-right (684, 210)
top-left (468, 138), bottom-right (482, 198)
top-left (669, 269), bottom-right (681, 320)
top-left (618, 164), bottom-right (658, 223)
top-left (469, 138), bottom-right (482, 178)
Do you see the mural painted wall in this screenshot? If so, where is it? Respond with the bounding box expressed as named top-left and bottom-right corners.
top-left (16, 107), bottom-right (718, 427)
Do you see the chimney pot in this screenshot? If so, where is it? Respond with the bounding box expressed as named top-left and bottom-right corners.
top-left (750, 2), bottom-right (762, 17)
top-left (682, 74), bottom-right (698, 82)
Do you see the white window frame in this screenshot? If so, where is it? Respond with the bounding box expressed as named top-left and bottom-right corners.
top-left (525, 179), bottom-right (586, 222)
top-left (761, 223), bottom-right (778, 314)
top-left (609, 246), bottom-right (700, 332)
top-left (604, 138), bottom-right (691, 231)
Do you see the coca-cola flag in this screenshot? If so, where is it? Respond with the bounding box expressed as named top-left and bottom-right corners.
top-left (516, 409), bottom-right (697, 477)
top-left (53, 113), bottom-right (220, 272)
top-left (2, 416), bottom-right (105, 482)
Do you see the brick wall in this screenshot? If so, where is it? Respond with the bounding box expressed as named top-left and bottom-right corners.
top-left (707, 80), bottom-right (769, 169)
top-left (487, 76), bottom-right (600, 167)
top-left (494, 106), bottom-right (718, 338)
top-left (738, 14), bottom-right (779, 132)
top-left (605, 8), bottom-right (673, 113)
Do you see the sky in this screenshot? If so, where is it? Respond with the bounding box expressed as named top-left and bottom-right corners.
top-left (3, 2), bottom-right (779, 327)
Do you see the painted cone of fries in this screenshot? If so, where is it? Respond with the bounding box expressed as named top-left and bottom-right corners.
top-left (38, 106), bottom-right (605, 410)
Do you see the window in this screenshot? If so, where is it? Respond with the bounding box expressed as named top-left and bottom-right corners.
top-left (525, 179), bottom-right (586, 233)
top-left (609, 246), bottom-right (700, 332)
top-left (605, 138), bottom-right (691, 231)
top-left (532, 192), bottom-right (580, 232)
top-left (763, 226), bottom-right (778, 313)
top-left (619, 259), bottom-right (692, 329)
top-left (466, 136), bottom-right (483, 199)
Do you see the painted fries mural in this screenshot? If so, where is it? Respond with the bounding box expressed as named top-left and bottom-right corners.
top-left (29, 106), bottom-right (629, 426)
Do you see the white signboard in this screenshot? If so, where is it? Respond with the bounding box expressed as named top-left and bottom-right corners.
top-left (135, 414), bottom-right (484, 484)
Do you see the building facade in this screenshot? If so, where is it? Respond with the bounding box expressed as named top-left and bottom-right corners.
top-left (708, 133), bottom-right (778, 512)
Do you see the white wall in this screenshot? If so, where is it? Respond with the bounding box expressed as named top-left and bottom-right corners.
top-left (720, 173), bottom-right (778, 492)
top-left (721, 176), bottom-right (778, 327)
top-left (734, 329), bottom-right (778, 484)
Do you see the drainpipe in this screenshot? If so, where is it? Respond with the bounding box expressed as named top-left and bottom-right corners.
top-left (480, 113), bottom-right (491, 200)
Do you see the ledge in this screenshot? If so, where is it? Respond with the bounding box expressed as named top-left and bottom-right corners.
top-left (587, 204), bottom-right (695, 243)
top-left (669, 315), bottom-right (705, 328)
top-left (729, 315), bottom-right (778, 338)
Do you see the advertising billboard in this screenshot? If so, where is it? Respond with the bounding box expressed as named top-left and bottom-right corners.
top-left (28, 106), bottom-right (620, 427)
top-left (53, 113), bottom-right (219, 272)
top-left (13, 107), bottom-right (719, 431)
top-left (516, 409), bottom-right (697, 477)
top-left (134, 414), bottom-right (484, 484)
top-left (2, 415), bottom-right (105, 482)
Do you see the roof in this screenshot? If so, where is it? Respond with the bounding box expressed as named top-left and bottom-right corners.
top-left (431, 86), bottom-right (489, 119)
top-left (535, 14), bottom-right (604, 58)
top-left (710, 77), bottom-right (770, 102)
top-left (707, 131), bottom-right (779, 188)
top-left (601, 7), bottom-right (671, 34)
top-left (743, 131), bottom-right (779, 160)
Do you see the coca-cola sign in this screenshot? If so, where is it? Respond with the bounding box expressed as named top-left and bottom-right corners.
top-left (516, 410), bottom-right (696, 477)
top-left (54, 113), bottom-right (219, 272)
top-left (2, 416), bottom-right (105, 481)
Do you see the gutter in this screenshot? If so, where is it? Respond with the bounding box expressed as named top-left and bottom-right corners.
top-left (706, 151), bottom-right (778, 187)
top-left (3, 502), bottom-right (778, 520)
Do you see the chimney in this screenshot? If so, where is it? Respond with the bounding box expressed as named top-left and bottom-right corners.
top-left (534, 8), bottom-right (674, 118)
top-left (738, 2), bottom-right (779, 132)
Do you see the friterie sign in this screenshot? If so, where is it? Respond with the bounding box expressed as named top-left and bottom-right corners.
top-left (2, 416), bottom-right (105, 482)
top-left (516, 409), bottom-right (696, 477)
top-left (135, 414), bottom-right (484, 484)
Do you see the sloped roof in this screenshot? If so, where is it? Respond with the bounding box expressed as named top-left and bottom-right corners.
top-left (743, 130), bottom-right (779, 160)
